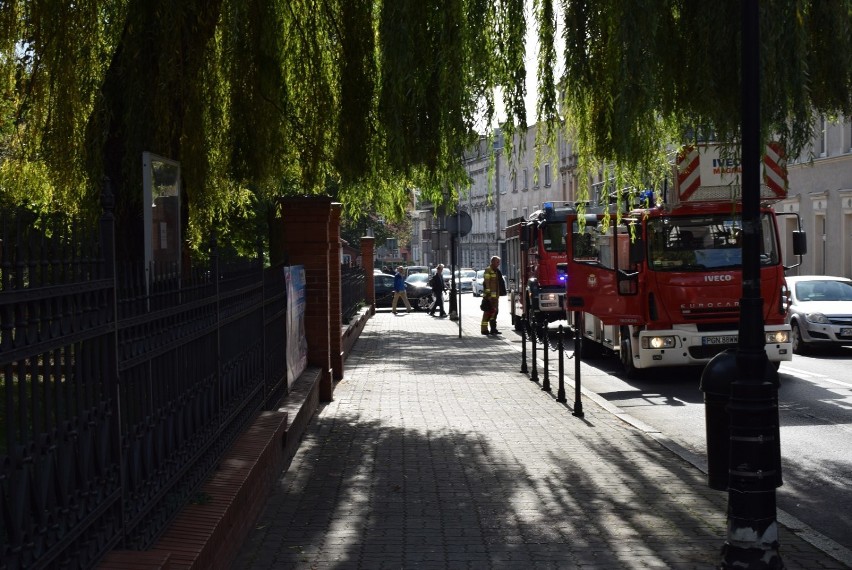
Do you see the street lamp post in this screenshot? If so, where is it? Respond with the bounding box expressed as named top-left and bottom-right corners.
top-left (719, 2), bottom-right (784, 567)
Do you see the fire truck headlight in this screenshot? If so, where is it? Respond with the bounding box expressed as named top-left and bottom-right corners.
top-left (765, 330), bottom-right (789, 344)
top-left (642, 336), bottom-right (676, 349)
top-left (805, 312), bottom-right (829, 324)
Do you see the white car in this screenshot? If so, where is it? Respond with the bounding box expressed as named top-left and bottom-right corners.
top-left (472, 269), bottom-right (485, 296)
top-left (454, 268), bottom-right (477, 292)
top-left (785, 275), bottom-right (852, 354)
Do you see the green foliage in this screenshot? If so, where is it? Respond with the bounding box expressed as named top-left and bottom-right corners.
top-left (0, 0), bottom-right (850, 254)
top-left (556, 0), bottom-right (852, 208)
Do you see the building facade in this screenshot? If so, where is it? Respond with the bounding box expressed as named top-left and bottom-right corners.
top-left (775, 115), bottom-right (852, 279)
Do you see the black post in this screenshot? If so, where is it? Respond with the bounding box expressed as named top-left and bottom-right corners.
top-left (541, 326), bottom-right (551, 392)
top-left (449, 234), bottom-right (458, 320)
top-left (529, 317), bottom-right (539, 383)
top-left (520, 315), bottom-right (528, 374)
top-left (556, 325), bottom-right (567, 403)
top-left (573, 312), bottom-right (584, 418)
top-left (719, 2), bottom-right (783, 567)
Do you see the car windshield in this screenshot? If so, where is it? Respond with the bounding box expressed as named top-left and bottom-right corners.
top-left (456, 270), bottom-right (476, 278)
top-left (475, 270), bottom-right (484, 280)
top-left (795, 280), bottom-right (852, 302)
top-left (406, 273), bottom-right (429, 285)
top-left (646, 212), bottom-right (779, 271)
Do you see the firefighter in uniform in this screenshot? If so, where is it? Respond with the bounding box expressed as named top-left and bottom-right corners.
top-left (481, 256), bottom-right (502, 335)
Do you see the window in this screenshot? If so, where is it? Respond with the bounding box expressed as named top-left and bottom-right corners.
top-left (523, 168), bottom-right (528, 190)
top-left (544, 164), bottom-right (551, 187)
top-left (646, 213), bottom-right (779, 272)
top-left (818, 116), bottom-right (827, 157)
top-left (512, 170), bottom-right (518, 192)
top-left (541, 223), bottom-right (564, 252)
top-left (512, 208), bottom-right (518, 220)
top-left (522, 207), bottom-right (528, 220)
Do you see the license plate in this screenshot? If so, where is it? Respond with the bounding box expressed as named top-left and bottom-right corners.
top-left (703, 335), bottom-right (738, 345)
top-left (840, 328), bottom-right (852, 338)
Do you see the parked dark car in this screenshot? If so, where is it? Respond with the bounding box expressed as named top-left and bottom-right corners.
top-left (374, 272), bottom-right (435, 311)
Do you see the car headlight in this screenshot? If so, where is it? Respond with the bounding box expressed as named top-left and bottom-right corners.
top-left (765, 331), bottom-right (789, 344)
top-left (540, 293), bottom-right (558, 301)
top-left (641, 336), bottom-right (676, 349)
top-left (805, 312), bottom-right (829, 324)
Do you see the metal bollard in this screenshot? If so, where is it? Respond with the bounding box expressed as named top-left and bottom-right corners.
top-left (573, 314), bottom-right (584, 417)
top-left (530, 318), bottom-right (539, 383)
top-left (520, 316), bottom-right (528, 374)
top-left (541, 326), bottom-right (551, 392)
top-left (556, 325), bottom-right (567, 403)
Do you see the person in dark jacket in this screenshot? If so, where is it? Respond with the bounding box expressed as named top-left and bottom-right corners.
top-left (429, 264), bottom-right (447, 317)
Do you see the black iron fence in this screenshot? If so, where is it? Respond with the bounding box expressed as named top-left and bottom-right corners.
top-left (0, 189), bottom-right (287, 568)
top-left (341, 266), bottom-right (366, 324)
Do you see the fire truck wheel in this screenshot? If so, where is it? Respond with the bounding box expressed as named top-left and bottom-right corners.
top-left (577, 337), bottom-right (600, 359)
top-left (619, 327), bottom-right (641, 379)
top-left (513, 314), bottom-right (524, 332)
top-left (535, 322), bottom-right (548, 343)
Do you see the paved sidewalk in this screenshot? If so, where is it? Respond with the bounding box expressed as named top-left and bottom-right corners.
top-left (235, 307), bottom-right (848, 569)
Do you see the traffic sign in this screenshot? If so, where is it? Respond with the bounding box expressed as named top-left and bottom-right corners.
top-left (445, 211), bottom-right (472, 237)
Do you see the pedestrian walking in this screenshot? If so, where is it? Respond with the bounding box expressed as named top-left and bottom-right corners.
top-left (481, 256), bottom-right (504, 335)
top-left (391, 266), bottom-right (412, 315)
top-left (428, 264), bottom-right (447, 317)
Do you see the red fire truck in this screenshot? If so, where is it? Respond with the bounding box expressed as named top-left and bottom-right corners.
top-left (564, 143), bottom-right (805, 377)
top-left (504, 203), bottom-right (574, 333)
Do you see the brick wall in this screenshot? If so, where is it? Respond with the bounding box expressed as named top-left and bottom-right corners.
top-left (278, 196), bottom-right (338, 401)
top-left (329, 204), bottom-right (343, 382)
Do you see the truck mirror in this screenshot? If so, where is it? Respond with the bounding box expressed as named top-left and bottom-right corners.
top-left (792, 230), bottom-right (807, 256)
top-left (583, 214), bottom-right (600, 227)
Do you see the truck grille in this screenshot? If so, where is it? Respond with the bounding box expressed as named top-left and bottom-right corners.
top-left (689, 344), bottom-right (737, 359)
top-left (680, 306), bottom-right (740, 320)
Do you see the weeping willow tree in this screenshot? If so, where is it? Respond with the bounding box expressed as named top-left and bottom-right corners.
top-left (0, 0), bottom-right (850, 256)
top-left (550, 0), bottom-right (852, 204)
top-left (0, 0), bottom-right (526, 258)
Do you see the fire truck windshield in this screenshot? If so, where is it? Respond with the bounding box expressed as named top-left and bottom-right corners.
top-left (541, 223), bottom-right (565, 252)
top-left (647, 213), bottom-right (779, 271)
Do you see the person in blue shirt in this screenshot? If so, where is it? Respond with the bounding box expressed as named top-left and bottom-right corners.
top-left (392, 266), bottom-right (412, 315)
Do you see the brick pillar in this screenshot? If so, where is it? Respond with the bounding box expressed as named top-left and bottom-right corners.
top-left (328, 203), bottom-right (343, 383)
top-left (361, 237), bottom-right (376, 315)
top-left (278, 197), bottom-right (333, 401)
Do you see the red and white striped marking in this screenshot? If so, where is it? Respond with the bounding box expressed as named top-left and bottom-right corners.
top-left (676, 146), bottom-right (701, 202)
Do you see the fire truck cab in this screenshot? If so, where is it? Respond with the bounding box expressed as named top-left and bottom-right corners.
top-left (505, 202), bottom-right (573, 332)
top-left (564, 143), bottom-right (806, 377)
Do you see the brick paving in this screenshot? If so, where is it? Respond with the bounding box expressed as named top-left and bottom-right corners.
top-left (235, 306), bottom-right (849, 569)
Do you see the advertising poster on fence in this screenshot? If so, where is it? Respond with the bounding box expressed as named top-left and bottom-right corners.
top-left (285, 265), bottom-right (308, 387)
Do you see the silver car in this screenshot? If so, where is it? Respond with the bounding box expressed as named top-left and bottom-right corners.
top-left (472, 269), bottom-right (485, 296)
top-left (785, 276), bottom-right (852, 354)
